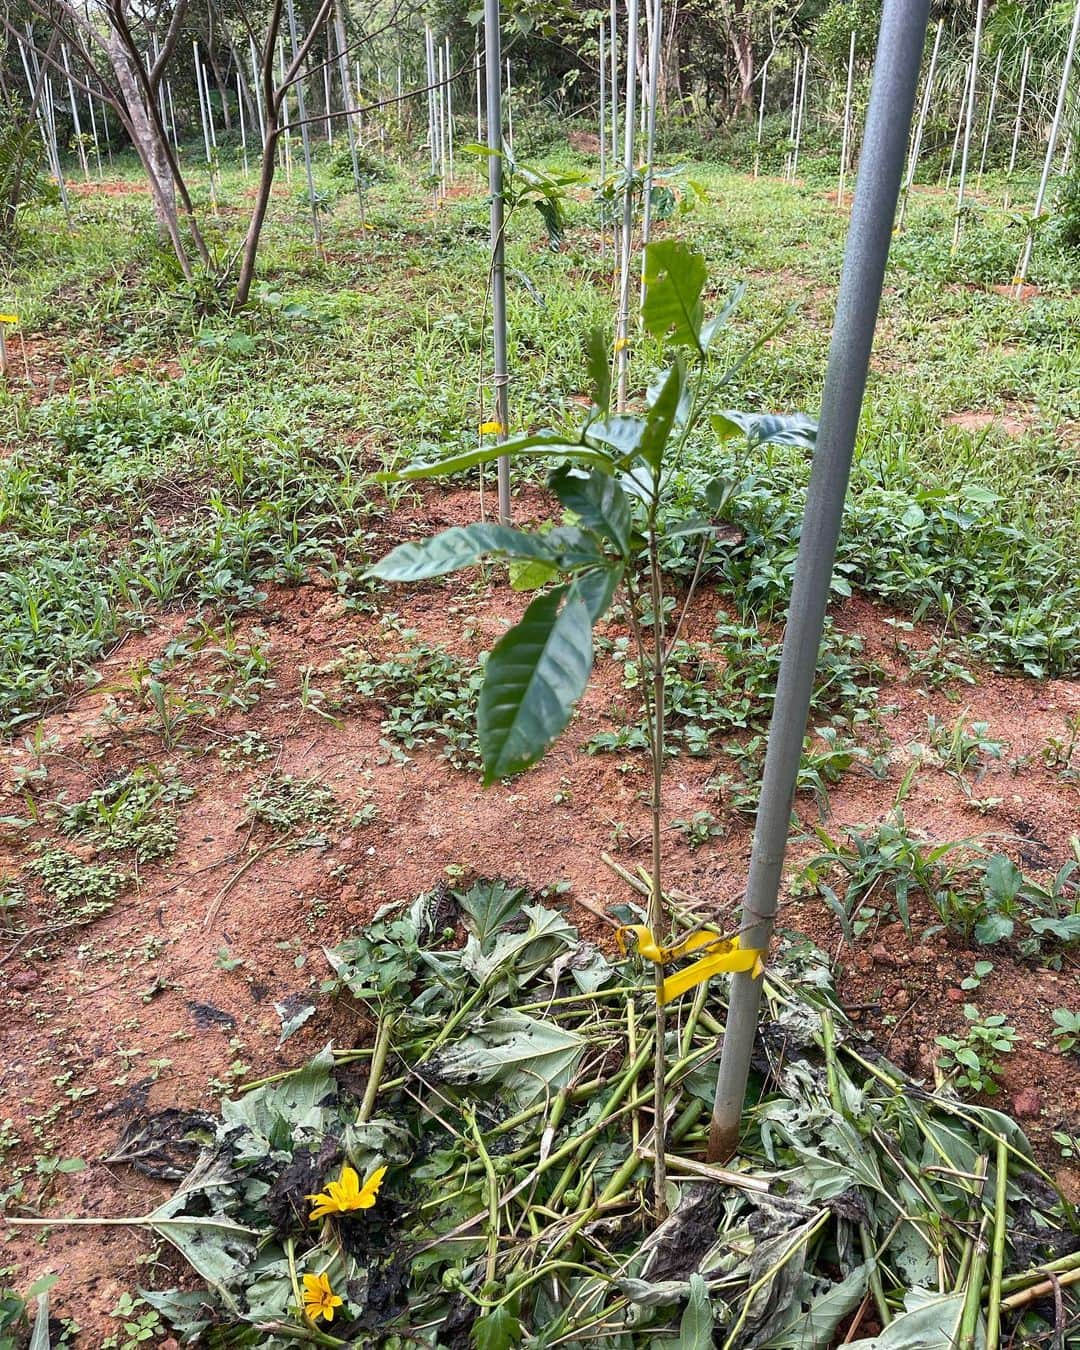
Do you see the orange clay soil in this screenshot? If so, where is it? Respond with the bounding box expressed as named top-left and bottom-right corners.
top-left (1, 485), bottom-right (1078, 1338)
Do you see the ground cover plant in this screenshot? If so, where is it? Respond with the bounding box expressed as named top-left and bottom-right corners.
top-left (1, 69), bottom-right (1079, 1349)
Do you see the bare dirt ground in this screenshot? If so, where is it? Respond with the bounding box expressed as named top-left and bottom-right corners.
top-left (1, 485), bottom-right (1078, 1338)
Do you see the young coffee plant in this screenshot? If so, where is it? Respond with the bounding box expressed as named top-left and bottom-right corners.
top-left (935, 1005), bottom-right (1018, 1096)
top-left (368, 241), bottom-right (814, 1211)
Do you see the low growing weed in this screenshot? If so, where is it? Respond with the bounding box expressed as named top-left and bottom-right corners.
top-left (936, 1004), bottom-right (1018, 1096)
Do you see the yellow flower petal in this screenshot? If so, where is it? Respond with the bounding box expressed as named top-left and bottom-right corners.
top-left (356, 1164), bottom-right (387, 1208)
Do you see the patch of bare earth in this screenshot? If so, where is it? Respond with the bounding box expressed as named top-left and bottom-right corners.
top-left (1, 488), bottom-right (1077, 1335)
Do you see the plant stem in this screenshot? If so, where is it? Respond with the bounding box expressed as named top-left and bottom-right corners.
top-left (984, 1139), bottom-right (1008, 1350)
top-left (359, 1010), bottom-right (395, 1121)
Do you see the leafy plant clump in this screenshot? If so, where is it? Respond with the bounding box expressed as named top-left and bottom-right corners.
top-left (70, 881), bottom-right (1073, 1348)
top-left (55, 769), bottom-right (194, 863)
top-left (343, 633), bottom-right (485, 770)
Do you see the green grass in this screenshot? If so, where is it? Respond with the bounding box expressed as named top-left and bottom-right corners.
top-left (1, 140), bottom-right (1078, 732)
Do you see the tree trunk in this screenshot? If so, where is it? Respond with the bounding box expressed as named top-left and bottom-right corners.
top-left (727, 0), bottom-right (754, 116)
top-left (105, 29), bottom-right (191, 273)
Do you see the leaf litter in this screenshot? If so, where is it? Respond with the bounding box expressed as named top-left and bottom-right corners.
top-left (34, 877), bottom-right (1079, 1346)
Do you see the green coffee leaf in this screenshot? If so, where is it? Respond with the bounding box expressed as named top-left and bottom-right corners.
top-left (478, 587), bottom-right (593, 784)
top-left (641, 241), bottom-right (707, 353)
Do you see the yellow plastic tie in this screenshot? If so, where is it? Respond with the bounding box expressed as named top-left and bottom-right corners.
top-left (616, 925), bottom-right (765, 1005)
top-left (0, 314), bottom-right (17, 325)
top-left (479, 420), bottom-right (506, 436)
top-left (613, 336), bottom-right (631, 353)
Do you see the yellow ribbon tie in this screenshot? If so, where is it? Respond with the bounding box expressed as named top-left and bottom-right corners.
top-left (0, 314), bottom-right (18, 324)
top-left (479, 420), bottom-right (506, 436)
top-left (616, 925), bottom-right (765, 1005)
top-left (613, 336), bottom-right (631, 353)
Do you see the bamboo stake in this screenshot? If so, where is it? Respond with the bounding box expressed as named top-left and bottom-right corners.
top-left (897, 17), bottom-right (942, 228)
top-left (838, 29), bottom-right (856, 207)
top-left (100, 90), bottom-right (115, 167)
top-left (483, 0), bottom-right (511, 525)
top-left (323, 62), bottom-right (333, 143)
top-left (945, 55), bottom-right (973, 187)
top-left (278, 39), bottom-right (293, 182)
top-left (952, 0), bottom-right (985, 251)
top-left (505, 57), bottom-right (513, 152)
top-left (976, 47), bottom-right (1002, 189)
top-left (614, 0), bottom-right (640, 412)
top-left (332, 5), bottom-right (364, 217)
top-left (791, 44), bottom-right (808, 181)
top-left (201, 62), bottom-right (218, 149)
top-left (20, 35), bottom-right (70, 222)
top-left (193, 40), bottom-right (213, 165)
top-left (165, 78), bottom-right (179, 152)
top-left (248, 37), bottom-right (264, 140)
top-left (446, 37), bottom-right (454, 183)
top-left (639, 0), bottom-right (663, 301)
top-left (424, 27), bottom-right (437, 200)
top-left (785, 49), bottom-right (801, 182)
top-left (1014, 0), bottom-right (1080, 293)
top-left (599, 21), bottom-right (606, 256)
top-left (284, 0), bottom-right (321, 246)
top-left (475, 37), bottom-right (482, 139)
top-left (61, 44), bottom-right (89, 181)
top-left (754, 52), bottom-right (770, 178)
top-left (85, 81), bottom-right (104, 177)
top-left (237, 71), bottom-right (248, 174)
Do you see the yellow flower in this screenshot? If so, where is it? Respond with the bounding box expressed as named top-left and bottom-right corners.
top-left (307, 1163), bottom-right (387, 1222)
top-left (301, 1270), bottom-right (343, 1323)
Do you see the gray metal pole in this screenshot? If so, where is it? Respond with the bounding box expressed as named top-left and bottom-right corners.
top-left (708, 0), bottom-right (930, 1164)
top-left (484, 0), bottom-right (511, 524)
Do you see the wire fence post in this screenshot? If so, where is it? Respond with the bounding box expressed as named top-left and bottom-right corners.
top-left (952, 0), bottom-right (985, 251)
top-left (708, 0), bottom-right (930, 1164)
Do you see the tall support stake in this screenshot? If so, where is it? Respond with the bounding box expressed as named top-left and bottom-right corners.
top-left (614, 0), bottom-right (640, 412)
top-left (323, 63), bottom-right (333, 143)
top-left (505, 58), bottom-right (514, 151)
top-left (61, 44), bottom-right (90, 181)
top-left (785, 49), bottom-right (801, 182)
top-left (193, 41), bottom-right (213, 164)
top-left (754, 52), bottom-right (770, 178)
top-left (1014, 0), bottom-right (1080, 294)
top-left (446, 37), bottom-right (454, 182)
top-left (237, 72), bottom-right (249, 174)
top-left (475, 36), bottom-right (482, 139)
top-left (86, 87), bottom-right (104, 177)
top-left (952, 0), bottom-right (985, 251)
top-left (639, 0), bottom-right (662, 289)
top-left (837, 29), bottom-right (856, 206)
top-left (1006, 45), bottom-right (1031, 193)
top-left (945, 55), bottom-right (972, 186)
top-left (249, 38), bottom-right (265, 143)
top-left (22, 32), bottom-right (71, 223)
top-left (709, 0), bottom-right (930, 1163)
top-left (791, 45), bottom-right (808, 181)
top-left (333, 3), bottom-right (364, 216)
top-left (976, 47), bottom-right (1002, 188)
top-left (202, 63), bottom-right (218, 148)
top-left (484, 0), bottom-right (511, 524)
top-left (897, 17), bottom-right (942, 228)
top-left (425, 27), bottom-right (438, 198)
top-left (599, 21), bottom-right (606, 255)
top-left (285, 0), bottom-right (322, 246)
